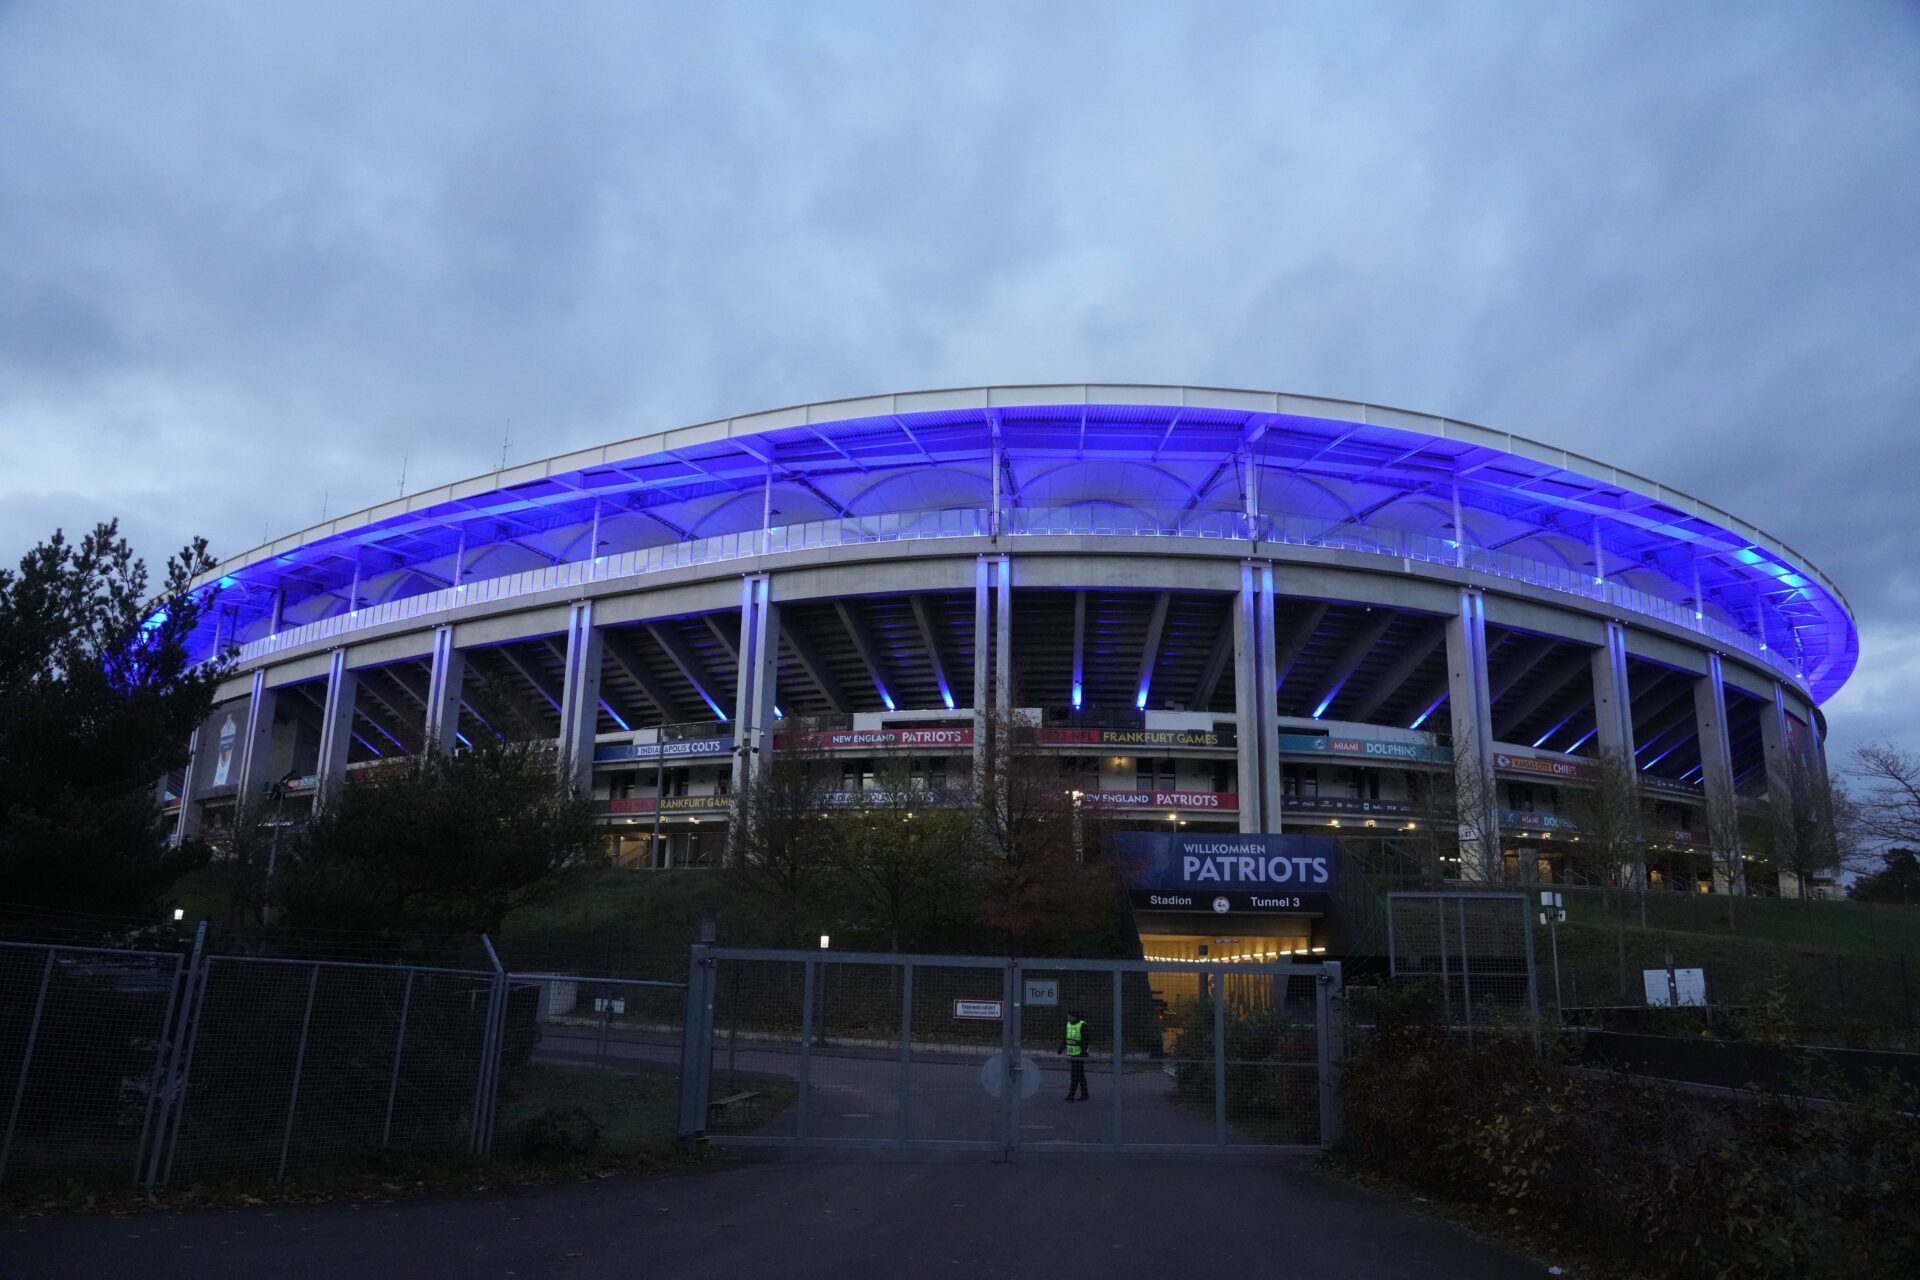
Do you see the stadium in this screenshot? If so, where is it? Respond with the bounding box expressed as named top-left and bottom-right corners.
top-left (163, 384), bottom-right (1856, 956)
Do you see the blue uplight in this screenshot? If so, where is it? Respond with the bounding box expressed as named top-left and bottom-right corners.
top-left (600, 700), bottom-right (630, 732)
top-left (1564, 728), bottom-right (1597, 754)
top-left (1071, 682), bottom-right (1082, 710)
top-left (1409, 693), bottom-right (1447, 731)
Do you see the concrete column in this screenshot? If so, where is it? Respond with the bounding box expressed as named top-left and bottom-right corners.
top-left (1759, 680), bottom-right (1791, 794)
top-left (171, 728), bottom-right (201, 845)
top-left (1446, 588), bottom-right (1498, 881)
top-left (315, 649), bottom-right (358, 809)
top-left (268, 587), bottom-right (286, 636)
top-left (1694, 652), bottom-right (1741, 892)
top-left (233, 669), bottom-right (278, 804)
top-left (424, 625), bottom-right (465, 754)
top-left (994, 554), bottom-right (1012, 722)
top-left (557, 601), bottom-right (603, 791)
top-left (973, 556), bottom-right (991, 786)
top-left (729, 573), bottom-right (779, 799)
top-left (1233, 562), bottom-right (1283, 833)
top-left (1591, 621), bottom-right (1636, 761)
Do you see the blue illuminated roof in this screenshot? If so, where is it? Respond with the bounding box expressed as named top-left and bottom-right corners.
top-left (185, 385), bottom-right (1858, 702)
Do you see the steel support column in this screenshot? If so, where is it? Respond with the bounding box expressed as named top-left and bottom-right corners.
top-left (556, 601), bottom-right (603, 790)
top-left (424, 624), bottom-right (465, 753)
top-left (233, 670), bottom-right (278, 805)
top-left (1234, 562), bottom-right (1282, 833)
top-left (172, 728), bottom-right (201, 844)
top-left (730, 573), bottom-right (779, 801)
top-left (1446, 589), bottom-right (1498, 881)
top-left (1590, 622), bottom-right (1636, 761)
top-left (314, 649), bottom-right (358, 809)
top-left (1694, 652), bottom-right (1741, 892)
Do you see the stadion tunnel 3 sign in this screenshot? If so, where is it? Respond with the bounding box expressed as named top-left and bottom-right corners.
top-left (1115, 832), bottom-right (1336, 916)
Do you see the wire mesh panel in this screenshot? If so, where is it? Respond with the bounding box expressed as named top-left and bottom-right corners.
top-left (166, 958), bottom-right (499, 1185)
top-left (0, 944), bottom-right (181, 1189)
top-left (495, 975), bottom-right (685, 1158)
top-left (1388, 892), bottom-right (1539, 1044)
top-left (903, 960), bottom-right (1007, 1147)
top-left (1221, 970), bottom-right (1322, 1148)
top-left (705, 957), bottom-right (807, 1139)
top-left (804, 961), bottom-right (901, 1143)
top-left (1011, 967), bottom-right (1114, 1148)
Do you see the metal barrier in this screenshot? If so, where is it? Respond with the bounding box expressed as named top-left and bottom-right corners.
top-left (1386, 891), bottom-right (1541, 1045)
top-left (677, 947), bottom-right (1343, 1155)
top-left (0, 935), bottom-right (689, 1191)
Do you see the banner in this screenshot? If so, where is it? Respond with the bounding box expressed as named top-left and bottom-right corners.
top-left (1114, 832), bottom-right (1335, 914)
top-left (1038, 727), bottom-right (1226, 748)
top-left (1494, 751), bottom-right (1595, 781)
top-left (595, 736), bottom-right (734, 763)
top-left (1277, 733), bottom-right (1449, 763)
top-left (776, 726), bottom-right (974, 751)
top-left (1286, 796), bottom-right (1414, 817)
top-left (605, 795), bottom-right (729, 814)
top-left (1080, 790), bottom-right (1238, 810)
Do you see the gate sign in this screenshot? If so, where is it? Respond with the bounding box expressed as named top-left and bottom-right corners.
top-left (953, 999), bottom-right (1004, 1020)
top-left (1116, 832), bottom-right (1336, 915)
top-left (1023, 979), bottom-right (1058, 1007)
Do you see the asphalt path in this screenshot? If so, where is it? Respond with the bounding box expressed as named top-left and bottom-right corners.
top-left (2, 1155), bottom-right (1552, 1280)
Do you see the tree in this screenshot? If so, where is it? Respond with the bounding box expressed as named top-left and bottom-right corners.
top-left (1397, 733), bottom-right (1462, 885)
top-left (1702, 779), bottom-right (1747, 930)
top-left (831, 759), bottom-right (982, 951)
top-left (1558, 749), bottom-right (1652, 996)
top-left (726, 749), bottom-right (839, 947)
top-left (1448, 731), bottom-right (1502, 884)
top-left (277, 740), bottom-right (599, 936)
top-left (1851, 743), bottom-right (1920, 849)
top-left (0, 521), bottom-right (223, 916)
top-left (1848, 848), bottom-right (1920, 905)
top-left (1758, 745), bottom-right (1846, 903)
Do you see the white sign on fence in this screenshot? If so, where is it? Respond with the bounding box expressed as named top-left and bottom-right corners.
top-left (953, 999), bottom-right (1004, 1020)
top-left (1023, 979), bottom-right (1058, 1007)
top-left (1642, 968), bottom-right (1707, 1008)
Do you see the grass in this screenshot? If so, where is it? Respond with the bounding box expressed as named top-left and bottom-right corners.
top-left (493, 1061), bottom-right (684, 1155)
top-left (1560, 883), bottom-right (1920, 957)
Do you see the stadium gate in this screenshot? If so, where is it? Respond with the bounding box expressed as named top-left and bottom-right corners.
top-left (675, 947), bottom-right (1343, 1155)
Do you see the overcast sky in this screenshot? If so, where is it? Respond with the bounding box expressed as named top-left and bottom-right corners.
top-left (2, 2), bottom-right (1915, 761)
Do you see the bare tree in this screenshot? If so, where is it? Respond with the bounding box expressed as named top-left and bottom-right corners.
top-left (832, 758), bottom-right (982, 951)
top-left (1449, 730), bottom-right (1503, 884)
top-left (1759, 745), bottom-right (1846, 903)
top-left (1558, 749), bottom-right (1650, 996)
top-left (726, 749), bottom-right (838, 947)
top-left (1702, 778), bottom-right (1747, 931)
top-left (1397, 731), bottom-right (1461, 885)
top-left (1851, 742), bottom-right (1920, 849)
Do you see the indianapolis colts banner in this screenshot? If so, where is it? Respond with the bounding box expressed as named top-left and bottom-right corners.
top-left (1114, 832), bottom-right (1337, 915)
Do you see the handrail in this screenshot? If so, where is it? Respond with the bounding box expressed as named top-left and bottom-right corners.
top-left (230, 506), bottom-right (1804, 685)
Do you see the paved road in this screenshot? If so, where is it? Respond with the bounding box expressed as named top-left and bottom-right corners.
top-left (2, 1155), bottom-right (1551, 1280)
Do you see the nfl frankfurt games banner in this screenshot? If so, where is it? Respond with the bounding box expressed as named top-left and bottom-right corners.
top-left (1114, 832), bottom-right (1336, 915)
top-left (1038, 727), bottom-right (1226, 748)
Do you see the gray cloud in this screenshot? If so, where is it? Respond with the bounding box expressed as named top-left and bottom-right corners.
top-left (1, 0), bottom-right (1916, 762)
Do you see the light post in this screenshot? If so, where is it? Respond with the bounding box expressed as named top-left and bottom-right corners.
top-left (816, 934), bottom-right (830, 1047)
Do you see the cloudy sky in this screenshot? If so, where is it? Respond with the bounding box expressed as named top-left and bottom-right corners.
top-left (2, 2), bottom-right (1916, 760)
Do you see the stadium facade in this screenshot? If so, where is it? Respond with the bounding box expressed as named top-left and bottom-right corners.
top-left (163, 385), bottom-right (1855, 951)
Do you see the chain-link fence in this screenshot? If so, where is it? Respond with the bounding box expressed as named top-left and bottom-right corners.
top-left (678, 949), bottom-right (1344, 1154)
top-left (0, 935), bottom-right (687, 1193)
top-left (1386, 892), bottom-right (1541, 1045)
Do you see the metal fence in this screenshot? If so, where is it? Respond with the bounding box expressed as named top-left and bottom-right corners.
top-left (1386, 892), bottom-right (1540, 1045)
top-left (0, 935), bottom-right (688, 1192)
top-left (676, 947), bottom-right (1344, 1154)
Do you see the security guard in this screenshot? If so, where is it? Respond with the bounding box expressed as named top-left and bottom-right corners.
top-left (1060, 1010), bottom-right (1090, 1102)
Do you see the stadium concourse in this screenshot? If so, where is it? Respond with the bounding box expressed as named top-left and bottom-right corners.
top-left (159, 385), bottom-right (1854, 957)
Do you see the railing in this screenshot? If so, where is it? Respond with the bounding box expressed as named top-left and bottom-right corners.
top-left (232, 505), bottom-right (1803, 685)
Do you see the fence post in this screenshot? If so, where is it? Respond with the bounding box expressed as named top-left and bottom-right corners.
top-left (1319, 961), bottom-right (1344, 1147)
top-left (675, 945), bottom-right (714, 1145)
top-left (796, 958), bottom-right (816, 1140)
top-left (1109, 968), bottom-right (1123, 1149)
top-left (381, 969), bottom-right (416, 1148)
top-left (1435, 898), bottom-right (1451, 1027)
top-left (1520, 896), bottom-right (1542, 1052)
top-left (0, 948), bottom-right (56, 1187)
top-left (276, 963), bottom-right (322, 1182)
top-left (473, 935), bottom-right (508, 1160)
top-left (895, 963), bottom-right (913, 1147)
top-left (158, 933), bottom-right (213, 1190)
top-left (132, 952), bottom-right (187, 1187)
top-left (1457, 897), bottom-right (1474, 1048)
top-left (1212, 977), bottom-right (1227, 1146)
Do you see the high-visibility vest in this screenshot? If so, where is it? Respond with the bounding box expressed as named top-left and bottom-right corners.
top-left (1065, 1019), bottom-right (1086, 1056)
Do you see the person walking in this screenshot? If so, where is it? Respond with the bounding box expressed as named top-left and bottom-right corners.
top-left (1060, 1009), bottom-right (1090, 1102)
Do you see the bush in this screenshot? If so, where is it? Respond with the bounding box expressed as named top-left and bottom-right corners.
top-left (1166, 998), bottom-right (1320, 1144)
top-left (1343, 999), bottom-right (1920, 1278)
